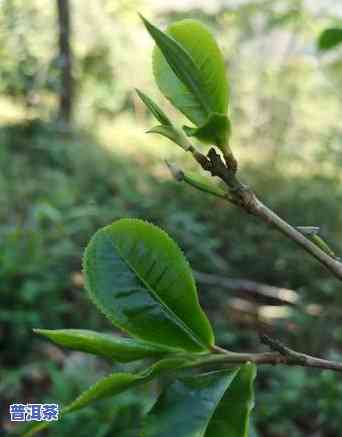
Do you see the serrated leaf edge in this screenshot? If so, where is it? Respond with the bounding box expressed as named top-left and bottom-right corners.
top-left (83, 218), bottom-right (213, 352)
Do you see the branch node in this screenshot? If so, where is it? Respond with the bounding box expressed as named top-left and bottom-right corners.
top-left (260, 333), bottom-right (291, 357)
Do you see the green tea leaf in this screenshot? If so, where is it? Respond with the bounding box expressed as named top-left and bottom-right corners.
top-left (65, 373), bottom-right (140, 414)
top-left (318, 28), bottom-right (342, 51)
top-left (183, 112), bottom-right (231, 147)
top-left (183, 171), bottom-right (227, 199)
top-left (142, 364), bottom-right (256, 437)
top-left (34, 329), bottom-right (178, 362)
top-left (136, 89), bottom-right (192, 150)
top-left (83, 219), bottom-right (214, 352)
top-left (147, 125), bottom-right (191, 150)
top-left (141, 16), bottom-right (228, 127)
top-left (23, 357), bottom-right (188, 437)
top-left (206, 363), bottom-right (256, 437)
top-left (64, 357), bottom-right (186, 414)
top-left (310, 235), bottom-right (337, 258)
top-left (136, 88), bottom-right (172, 126)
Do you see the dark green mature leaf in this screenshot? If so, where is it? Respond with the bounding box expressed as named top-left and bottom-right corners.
top-left (318, 28), bottom-right (342, 51)
top-left (83, 219), bottom-right (214, 352)
top-left (183, 112), bottom-right (231, 147)
top-left (136, 89), bottom-right (172, 126)
top-left (34, 329), bottom-right (179, 362)
top-left (142, 364), bottom-right (256, 437)
top-left (23, 357), bottom-right (189, 437)
top-left (206, 363), bottom-right (256, 436)
top-left (141, 16), bottom-right (228, 128)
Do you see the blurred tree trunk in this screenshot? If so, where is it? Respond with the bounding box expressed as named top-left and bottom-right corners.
top-left (56, 0), bottom-right (73, 124)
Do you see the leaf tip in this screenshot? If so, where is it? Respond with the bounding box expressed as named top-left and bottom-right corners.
top-left (33, 328), bottom-right (55, 339)
top-left (138, 13), bottom-right (152, 30)
top-left (135, 88), bottom-right (145, 100)
top-left (137, 12), bottom-right (145, 22)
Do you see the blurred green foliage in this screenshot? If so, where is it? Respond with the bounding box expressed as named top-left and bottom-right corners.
top-left (1, 0), bottom-right (342, 436)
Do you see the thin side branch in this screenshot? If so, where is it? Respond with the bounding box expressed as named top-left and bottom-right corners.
top-left (191, 340), bottom-right (342, 372)
top-left (168, 143), bottom-right (342, 372)
top-left (166, 160), bottom-right (232, 201)
top-left (252, 198), bottom-right (342, 280)
top-left (259, 333), bottom-right (342, 372)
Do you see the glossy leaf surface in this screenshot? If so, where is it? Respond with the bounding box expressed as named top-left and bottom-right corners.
top-left (143, 17), bottom-right (228, 126)
top-left (34, 329), bottom-right (178, 362)
top-left (83, 219), bottom-right (214, 351)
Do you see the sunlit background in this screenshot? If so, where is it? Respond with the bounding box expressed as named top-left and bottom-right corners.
top-left (1, 0), bottom-right (342, 435)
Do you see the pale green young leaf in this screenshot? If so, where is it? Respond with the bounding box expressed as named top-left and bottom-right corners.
top-left (136, 89), bottom-right (192, 150)
top-left (147, 125), bottom-right (191, 150)
top-left (136, 88), bottom-right (172, 126)
top-left (141, 16), bottom-right (228, 127)
top-left (83, 218), bottom-right (214, 352)
top-left (141, 15), bottom-right (211, 125)
top-left (183, 112), bottom-right (231, 148)
top-left (183, 171), bottom-right (227, 199)
top-left (34, 329), bottom-right (179, 362)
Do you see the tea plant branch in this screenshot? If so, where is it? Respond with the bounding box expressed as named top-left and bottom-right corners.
top-left (168, 146), bottom-right (342, 281)
top-left (185, 340), bottom-right (342, 372)
top-left (166, 151), bottom-right (342, 373)
top-left (166, 160), bottom-right (233, 202)
top-left (259, 333), bottom-right (342, 372)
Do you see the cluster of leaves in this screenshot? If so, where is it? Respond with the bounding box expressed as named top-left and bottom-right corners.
top-left (136, 16), bottom-right (232, 159)
top-left (0, 120), bottom-right (227, 436)
top-left (20, 14), bottom-right (342, 437)
top-left (4, 7), bottom-right (342, 435)
top-left (22, 16), bottom-right (258, 436)
top-left (3, 117), bottom-right (342, 435)
top-left (4, 124), bottom-right (342, 436)
top-left (26, 218), bottom-right (255, 436)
